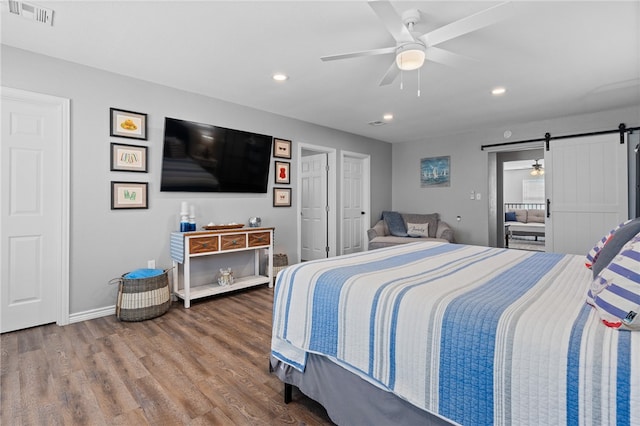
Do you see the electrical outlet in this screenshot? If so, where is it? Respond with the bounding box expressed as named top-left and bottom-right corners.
top-left (470, 190), bottom-right (475, 200)
top-left (147, 259), bottom-right (156, 269)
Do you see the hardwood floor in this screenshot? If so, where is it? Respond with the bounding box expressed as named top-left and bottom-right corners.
top-left (1, 286), bottom-right (334, 425)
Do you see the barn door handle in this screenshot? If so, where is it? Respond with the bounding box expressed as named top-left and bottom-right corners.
top-left (546, 199), bottom-right (551, 218)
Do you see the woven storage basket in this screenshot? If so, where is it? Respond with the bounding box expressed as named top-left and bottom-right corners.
top-left (273, 253), bottom-right (289, 281)
top-left (114, 270), bottom-right (171, 321)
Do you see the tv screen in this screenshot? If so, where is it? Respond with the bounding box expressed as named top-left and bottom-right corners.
top-left (160, 117), bottom-right (273, 193)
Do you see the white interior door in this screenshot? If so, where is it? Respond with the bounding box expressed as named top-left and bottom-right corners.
top-left (301, 153), bottom-right (327, 261)
top-left (342, 154), bottom-right (368, 254)
top-left (546, 133), bottom-right (628, 255)
top-left (1, 87), bottom-right (69, 333)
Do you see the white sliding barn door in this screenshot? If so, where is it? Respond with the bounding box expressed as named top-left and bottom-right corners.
top-left (546, 133), bottom-right (628, 255)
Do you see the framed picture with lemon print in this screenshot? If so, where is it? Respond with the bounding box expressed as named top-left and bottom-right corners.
top-left (110, 108), bottom-right (147, 140)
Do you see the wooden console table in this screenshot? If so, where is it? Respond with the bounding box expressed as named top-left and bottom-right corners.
top-left (170, 227), bottom-right (274, 308)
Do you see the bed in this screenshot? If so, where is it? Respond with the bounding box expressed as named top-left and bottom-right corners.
top-left (271, 241), bottom-right (639, 425)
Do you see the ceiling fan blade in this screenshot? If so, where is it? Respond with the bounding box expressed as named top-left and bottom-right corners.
top-left (368, 0), bottom-right (415, 43)
top-left (378, 61), bottom-right (400, 86)
top-left (420, 1), bottom-right (514, 47)
top-left (321, 46), bottom-right (396, 62)
top-left (424, 46), bottom-right (478, 68)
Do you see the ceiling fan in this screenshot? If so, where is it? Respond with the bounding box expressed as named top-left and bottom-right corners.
top-left (321, 1), bottom-right (514, 86)
top-left (530, 160), bottom-right (544, 176)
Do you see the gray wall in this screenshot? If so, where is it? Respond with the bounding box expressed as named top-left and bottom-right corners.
top-left (1, 45), bottom-right (392, 315)
top-left (502, 149), bottom-right (544, 204)
top-left (392, 105), bottom-right (640, 246)
top-left (503, 169), bottom-right (544, 204)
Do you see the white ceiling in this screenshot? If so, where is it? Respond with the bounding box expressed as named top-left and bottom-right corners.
top-left (2, 1), bottom-right (639, 144)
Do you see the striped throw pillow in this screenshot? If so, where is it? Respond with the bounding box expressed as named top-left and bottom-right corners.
top-left (588, 231), bottom-right (640, 330)
top-left (585, 220), bottom-right (631, 268)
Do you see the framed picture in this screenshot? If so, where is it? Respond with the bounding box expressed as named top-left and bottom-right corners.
top-left (420, 156), bottom-right (450, 188)
top-left (111, 181), bottom-right (148, 209)
top-left (274, 161), bottom-right (290, 184)
top-left (273, 138), bottom-right (292, 159)
top-left (110, 108), bottom-right (147, 140)
top-left (110, 143), bottom-right (148, 172)
top-left (273, 187), bottom-right (291, 207)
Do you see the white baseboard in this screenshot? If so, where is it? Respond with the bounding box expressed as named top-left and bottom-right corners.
top-left (69, 305), bottom-right (115, 324)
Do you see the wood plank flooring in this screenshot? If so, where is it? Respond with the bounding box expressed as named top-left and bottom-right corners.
top-left (1, 286), bottom-right (334, 425)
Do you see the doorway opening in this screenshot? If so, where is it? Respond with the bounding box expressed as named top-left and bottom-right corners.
top-left (503, 158), bottom-right (545, 251)
top-left (487, 144), bottom-right (544, 248)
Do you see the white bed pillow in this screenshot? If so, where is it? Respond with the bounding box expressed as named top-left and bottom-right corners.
top-left (406, 222), bottom-right (429, 238)
top-left (587, 230), bottom-right (640, 331)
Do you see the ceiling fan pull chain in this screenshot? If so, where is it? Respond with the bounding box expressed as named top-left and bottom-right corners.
top-left (400, 68), bottom-right (404, 90)
top-left (417, 69), bottom-right (421, 97)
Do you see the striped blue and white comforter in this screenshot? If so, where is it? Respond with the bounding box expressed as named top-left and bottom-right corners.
top-left (271, 242), bottom-right (639, 425)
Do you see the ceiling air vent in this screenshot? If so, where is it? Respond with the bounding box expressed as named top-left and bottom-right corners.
top-left (8, 0), bottom-right (54, 26)
top-left (368, 120), bottom-right (386, 126)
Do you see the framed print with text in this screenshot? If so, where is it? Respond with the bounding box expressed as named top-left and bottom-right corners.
top-left (110, 143), bottom-right (148, 172)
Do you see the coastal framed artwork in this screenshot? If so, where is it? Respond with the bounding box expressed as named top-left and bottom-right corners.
top-left (274, 161), bottom-right (290, 184)
top-left (110, 143), bottom-right (148, 172)
top-left (111, 181), bottom-right (148, 209)
top-left (273, 138), bottom-right (292, 159)
top-left (110, 108), bottom-right (147, 140)
top-left (420, 156), bottom-right (450, 188)
top-left (273, 187), bottom-right (291, 207)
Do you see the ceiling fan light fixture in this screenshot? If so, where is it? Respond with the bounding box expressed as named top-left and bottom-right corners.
top-left (530, 160), bottom-right (544, 176)
top-left (395, 43), bottom-right (425, 71)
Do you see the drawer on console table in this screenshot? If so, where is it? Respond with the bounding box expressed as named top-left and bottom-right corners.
top-left (220, 234), bottom-right (247, 251)
top-left (248, 232), bottom-right (271, 247)
top-left (189, 236), bottom-right (218, 254)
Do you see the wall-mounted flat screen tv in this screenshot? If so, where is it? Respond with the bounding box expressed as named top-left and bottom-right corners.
top-left (160, 117), bottom-right (273, 193)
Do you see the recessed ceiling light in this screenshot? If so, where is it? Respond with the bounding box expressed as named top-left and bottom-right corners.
top-left (383, 113), bottom-right (393, 121)
top-left (272, 73), bottom-right (288, 82)
top-left (491, 87), bottom-right (507, 95)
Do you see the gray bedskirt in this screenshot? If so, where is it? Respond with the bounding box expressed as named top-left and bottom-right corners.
top-left (271, 353), bottom-right (454, 426)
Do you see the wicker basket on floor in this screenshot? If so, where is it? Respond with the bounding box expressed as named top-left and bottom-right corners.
top-left (273, 253), bottom-right (289, 281)
top-left (114, 270), bottom-right (171, 321)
